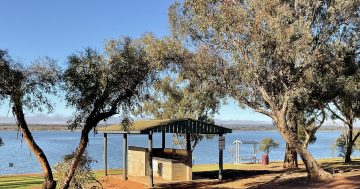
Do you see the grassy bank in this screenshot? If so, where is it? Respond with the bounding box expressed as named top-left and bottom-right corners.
top-left (0, 170), bottom-right (122, 189)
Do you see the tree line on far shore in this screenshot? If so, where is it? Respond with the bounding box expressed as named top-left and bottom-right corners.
top-left (0, 0), bottom-right (359, 188)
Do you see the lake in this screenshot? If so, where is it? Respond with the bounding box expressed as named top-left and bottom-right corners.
top-left (0, 130), bottom-right (358, 175)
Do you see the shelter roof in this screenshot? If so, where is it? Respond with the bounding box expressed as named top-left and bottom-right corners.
top-left (101, 118), bottom-right (232, 134)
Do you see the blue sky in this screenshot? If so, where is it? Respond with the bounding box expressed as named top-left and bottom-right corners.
top-left (0, 0), bottom-right (270, 122)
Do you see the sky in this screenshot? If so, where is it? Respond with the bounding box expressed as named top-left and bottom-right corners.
top-left (0, 0), bottom-right (271, 123)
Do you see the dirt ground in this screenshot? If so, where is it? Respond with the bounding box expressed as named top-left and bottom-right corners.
top-left (98, 175), bottom-right (146, 189)
top-left (97, 161), bottom-right (360, 189)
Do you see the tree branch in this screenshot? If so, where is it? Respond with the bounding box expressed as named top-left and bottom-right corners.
top-left (258, 86), bottom-right (277, 110)
top-left (96, 89), bottom-right (135, 122)
top-left (352, 132), bottom-right (360, 144)
top-left (243, 98), bottom-right (274, 118)
top-left (326, 103), bottom-right (349, 126)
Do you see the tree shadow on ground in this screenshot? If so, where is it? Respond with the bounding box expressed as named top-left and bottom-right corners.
top-left (246, 175), bottom-right (309, 189)
top-left (156, 162), bottom-right (360, 189)
top-left (156, 169), bottom-right (284, 189)
top-left (321, 160), bottom-right (360, 173)
top-left (248, 174), bottom-right (360, 189)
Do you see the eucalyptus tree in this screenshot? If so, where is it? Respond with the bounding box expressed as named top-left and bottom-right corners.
top-left (61, 37), bottom-right (155, 189)
top-left (323, 8), bottom-right (360, 162)
top-left (135, 35), bottom-right (226, 151)
top-left (169, 0), bottom-right (359, 180)
top-left (326, 72), bottom-right (360, 162)
top-left (0, 50), bottom-right (59, 189)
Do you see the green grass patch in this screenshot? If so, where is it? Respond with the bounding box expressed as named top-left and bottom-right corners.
top-left (0, 170), bottom-right (122, 189)
top-left (0, 175), bottom-right (44, 189)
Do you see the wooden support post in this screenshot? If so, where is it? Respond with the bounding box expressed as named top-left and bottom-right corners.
top-left (219, 133), bottom-right (223, 180)
top-left (148, 132), bottom-right (154, 188)
top-left (186, 132), bottom-right (193, 180)
top-left (104, 133), bottom-right (108, 176)
top-left (123, 133), bottom-right (128, 180)
top-left (186, 133), bottom-right (191, 152)
top-left (162, 129), bottom-right (165, 149)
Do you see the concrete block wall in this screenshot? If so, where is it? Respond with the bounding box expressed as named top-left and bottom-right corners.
top-left (153, 158), bottom-right (172, 180)
top-left (128, 147), bottom-right (192, 181)
top-left (152, 157), bottom-right (192, 181)
top-left (128, 146), bottom-right (148, 176)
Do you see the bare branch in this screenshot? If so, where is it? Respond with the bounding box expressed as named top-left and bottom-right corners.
top-left (352, 132), bottom-right (360, 144)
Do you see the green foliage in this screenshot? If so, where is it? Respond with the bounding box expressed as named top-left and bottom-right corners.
top-left (134, 34), bottom-right (227, 151)
top-left (336, 133), bottom-right (352, 159)
top-left (137, 34), bottom-right (226, 122)
top-left (259, 138), bottom-right (279, 155)
top-left (63, 37), bottom-right (154, 130)
top-left (169, 0), bottom-right (358, 178)
top-left (0, 49), bottom-right (60, 113)
top-left (296, 110), bottom-right (326, 148)
top-left (60, 37), bottom-right (157, 187)
top-left (170, 0), bottom-right (359, 118)
top-left (0, 49), bottom-right (59, 188)
top-left (54, 151), bottom-right (98, 189)
top-left (336, 132), bottom-right (360, 158)
top-left (168, 0), bottom-right (360, 138)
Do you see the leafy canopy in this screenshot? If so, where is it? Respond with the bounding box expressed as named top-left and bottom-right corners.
top-left (63, 37), bottom-right (155, 130)
top-left (137, 35), bottom-right (226, 120)
top-left (0, 49), bottom-right (60, 113)
top-left (169, 0), bottom-right (359, 121)
top-left (136, 34), bottom-right (228, 151)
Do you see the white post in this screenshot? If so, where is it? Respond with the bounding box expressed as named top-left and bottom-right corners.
top-left (238, 143), bottom-right (240, 164)
top-left (235, 143), bottom-right (237, 164)
top-left (236, 143), bottom-right (239, 164)
top-left (253, 144), bottom-right (256, 163)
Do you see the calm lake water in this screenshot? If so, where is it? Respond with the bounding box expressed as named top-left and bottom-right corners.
top-left (0, 130), bottom-right (359, 175)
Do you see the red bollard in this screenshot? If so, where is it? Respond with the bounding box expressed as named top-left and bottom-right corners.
top-left (262, 154), bottom-right (269, 166)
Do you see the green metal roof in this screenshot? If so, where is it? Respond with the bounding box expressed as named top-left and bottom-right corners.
top-left (101, 118), bottom-right (232, 134)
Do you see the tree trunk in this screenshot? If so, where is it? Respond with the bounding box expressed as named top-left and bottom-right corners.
top-left (344, 124), bottom-right (353, 163)
top-left (283, 142), bottom-right (298, 168)
top-left (276, 113), bottom-right (332, 181)
top-left (283, 114), bottom-right (298, 168)
top-left (61, 128), bottom-right (91, 189)
top-left (303, 131), bottom-right (311, 149)
top-left (294, 139), bottom-right (332, 180)
top-left (12, 95), bottom-right (56, 189)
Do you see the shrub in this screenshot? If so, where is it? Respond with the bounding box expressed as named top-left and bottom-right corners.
top-left (335, 133), bottom-right (360, 158)
top-left (259, 138), bottom-right (279, 155)
top-left (54, 151), bottom-right (99, 189)
top-left (335, 134), bottom-right (349, 158)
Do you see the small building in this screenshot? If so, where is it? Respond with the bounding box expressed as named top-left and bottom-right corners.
top-left (102, 118), bottom-right (232, 187)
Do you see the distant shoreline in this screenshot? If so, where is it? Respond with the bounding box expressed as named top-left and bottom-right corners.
top-left (0, 124), bottom-right (345, 131)
top-left (0, 124), bottom-right (71, 131)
